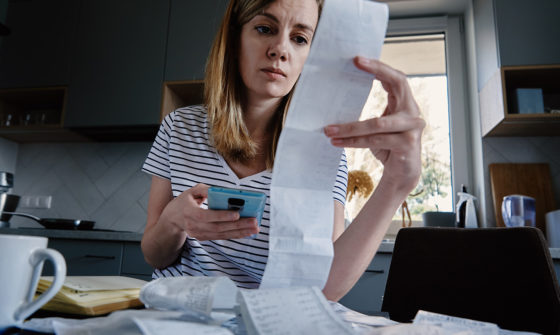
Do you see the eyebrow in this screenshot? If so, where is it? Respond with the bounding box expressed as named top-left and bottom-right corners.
top-left (257, 12), bottom-right (315, 34)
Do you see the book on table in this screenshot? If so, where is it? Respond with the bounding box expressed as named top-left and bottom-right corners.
top-left (36, 276), bottom-right (148, 316)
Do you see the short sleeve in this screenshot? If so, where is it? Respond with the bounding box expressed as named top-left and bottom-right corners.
top-left (142, 113), bottom-right (173, 180)
top-left (333, 150), bottom-right (348, 206)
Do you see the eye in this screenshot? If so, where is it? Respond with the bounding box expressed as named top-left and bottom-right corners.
top-left (255, 25), bottom-right (273, 34)
top-left (292, 35), bottom-right (309, 45)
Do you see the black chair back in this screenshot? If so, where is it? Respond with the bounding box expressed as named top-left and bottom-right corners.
top-left (381, 227), bottom-right (560, 335)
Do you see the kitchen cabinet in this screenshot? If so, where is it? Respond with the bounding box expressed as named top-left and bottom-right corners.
top-left (0, 87), bottom-right (65, 128)
top-left (160, 80), bottom-right (204, 121)
top-left (339, 252), bottom-right (392, 315)
top-left (164, 0), bottom-right (228, 81)
top-left (42, 238), bottom-right (153, 281)
top-left (0, 0), bottom-right (227, 140)
top-left (492, 0), bottom-right (560, 69)
top-left (473, 0), bottom-right (560, 137)
top-left (43, 239), bottom-right (123, 276)
top-left (0, 0), bottom-right (80, 88)
top-left (0, 87), bottom-right (88, 142)
top-left (121, 242), bottom-right (154, 281)
top-left (64, 0), bottom-right (169, 128)
top-left (160, 1), bottom-right (228, 120)
top-left (479, 65), bottom-right (560, 136)
top-left (0, 228), bottom-right (154, 280)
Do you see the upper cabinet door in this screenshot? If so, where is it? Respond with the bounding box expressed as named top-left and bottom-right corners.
top-left (474, 0), bottom-right (560, 89)
top-left (164, 0), bottom-right (228, 81)
top-left (494, 0), bottom-right (560, 67)
top-left (64, 0), bottom-right (169, 127)
top-left (0, 0), bottom-right (80, 88)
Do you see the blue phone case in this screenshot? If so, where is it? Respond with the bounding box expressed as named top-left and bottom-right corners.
top-left (207, 187), bottom-right (266, 238)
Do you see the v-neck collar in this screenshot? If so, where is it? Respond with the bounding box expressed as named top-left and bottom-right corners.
top-left (216, 152), bottom-right (270, 186)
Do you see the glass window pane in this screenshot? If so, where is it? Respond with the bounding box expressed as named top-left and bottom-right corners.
top-left (345, 33), bottom-right (453, 225)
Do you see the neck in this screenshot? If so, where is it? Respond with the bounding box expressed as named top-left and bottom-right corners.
top-left (228, 95), bottom-right (279, 177)
top-left (243, 95), bottom-right (282, 139)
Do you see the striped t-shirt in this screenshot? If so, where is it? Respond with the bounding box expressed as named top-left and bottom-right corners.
top-left (142, 105), bottom-right (348, 288)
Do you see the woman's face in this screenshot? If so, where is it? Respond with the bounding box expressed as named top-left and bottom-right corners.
top-left (238, 0), bottom-right (319, 103)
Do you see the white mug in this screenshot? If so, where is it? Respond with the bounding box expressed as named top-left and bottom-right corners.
top-left (0, 234), bottom-right (66, 331)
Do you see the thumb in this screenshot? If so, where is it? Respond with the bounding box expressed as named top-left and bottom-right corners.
top-left (189, 183), bottom-right (210, 205)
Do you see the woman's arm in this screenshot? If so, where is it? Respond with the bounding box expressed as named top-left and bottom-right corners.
top-left (141, 176), bottom-right (260, 269)
top-left (141, 176), bottom-right (187, 269)
top-left (323, 57), bottom-right (425, 301)
top-left (324, 178), bottom-right (408, 300)
top-left (332, 201), bottom-right (345, 242)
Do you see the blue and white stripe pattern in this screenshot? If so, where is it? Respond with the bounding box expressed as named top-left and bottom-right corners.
top-left (142, 105), bottom-right (348, 288)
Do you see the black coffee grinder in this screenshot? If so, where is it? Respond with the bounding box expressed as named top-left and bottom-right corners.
top-left (0, 172), bottom-right (19, 228)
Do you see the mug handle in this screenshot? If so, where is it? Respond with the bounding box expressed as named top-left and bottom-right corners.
top-left (14, 248), bottom-right (66, 322)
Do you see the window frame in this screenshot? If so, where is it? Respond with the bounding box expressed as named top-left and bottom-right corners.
top-left (387, 16), bottom-right (473, 208)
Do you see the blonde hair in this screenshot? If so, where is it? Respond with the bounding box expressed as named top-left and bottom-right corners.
top-left (204, 0), bottom-right (323, 169)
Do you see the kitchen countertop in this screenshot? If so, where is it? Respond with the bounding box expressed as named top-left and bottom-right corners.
top-left (550, 248), bottom-right (560, 260)
top-left (378, 240), bottom-right (395, 253)
top-left (1, 228), bottom-right (558, 260)
top-left (0, 227), bottom-right (143, 242)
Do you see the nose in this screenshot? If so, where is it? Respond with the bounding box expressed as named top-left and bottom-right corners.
top-left (267, 34), bottom-right (289, 61)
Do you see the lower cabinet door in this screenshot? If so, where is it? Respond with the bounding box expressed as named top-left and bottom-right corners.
top-left (339, 253), bottom-right (392, 315)
top-left (121, 242), bottom-right (154, 281)
top-left (43, 239), bottom-right (123, 276)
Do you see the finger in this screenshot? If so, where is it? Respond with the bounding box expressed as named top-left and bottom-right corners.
top-left (206, 217), bottom-right (259, 234)
top-left (189, 183), bottom-right (210, 199)
top-left (182, 215), bottom-right (258, 239)
top-left (330, 132), bottom-right (419, 151)
top-left (353, 57), bottom-right (408, 92)
top-left (188, 206), bottom-right (240, 225)
top-left (354, 56), bottom-right (419, 114)
top-left (212, 226), bottom-right (261, 240)
top-left (180, 183), bottom-right (210, 206)
top-left (324, 114), bottom-right (425, 138)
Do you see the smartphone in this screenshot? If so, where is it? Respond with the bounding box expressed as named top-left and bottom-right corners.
top-left (207, 186), bottom-right (266, 238)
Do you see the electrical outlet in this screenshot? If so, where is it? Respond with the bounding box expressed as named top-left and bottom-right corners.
top-left (19, 195), bottom-right (52, 209)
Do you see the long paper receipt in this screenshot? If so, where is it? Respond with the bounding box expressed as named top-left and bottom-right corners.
top-left (239, 286), bottom-right (354, 335)
top-left (261, 0), bottom-right (389, 288)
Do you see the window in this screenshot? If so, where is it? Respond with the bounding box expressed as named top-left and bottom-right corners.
top-left (345, 17), bottom-right (471, 238)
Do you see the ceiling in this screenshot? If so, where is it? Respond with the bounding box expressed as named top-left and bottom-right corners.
top-left (377, 0), bottom-right (468, 18)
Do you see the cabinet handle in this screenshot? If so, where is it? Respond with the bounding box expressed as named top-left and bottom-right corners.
top-left (365, 269), bottom-right (385, 274)
top-left (84, 254), bottom-right (116, 260)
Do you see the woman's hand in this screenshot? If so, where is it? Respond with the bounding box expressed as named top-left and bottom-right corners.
top-left (161, 183), bottom-right (259, 240)
top-left (324, 56), bottom-right (425, 195)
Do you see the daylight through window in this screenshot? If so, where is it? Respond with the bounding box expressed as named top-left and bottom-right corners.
top-left (345, 33), bottom-right (453, 225)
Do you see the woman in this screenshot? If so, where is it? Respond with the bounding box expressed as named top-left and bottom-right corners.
top-left (141, 0), bottom-right (424, 302)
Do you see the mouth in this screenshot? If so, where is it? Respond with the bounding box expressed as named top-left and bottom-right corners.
top-left (262, 67), bottom-right (286, 78)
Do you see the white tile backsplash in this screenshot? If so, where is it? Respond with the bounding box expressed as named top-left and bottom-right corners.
top-left (5, 135), bottom-right (560, 232)
top-left (483, 136), bottom-right (560, 226)
top-left (11, 142), bottom-right (152, 232)
top-left (94, 144), bottom-right (147, 198)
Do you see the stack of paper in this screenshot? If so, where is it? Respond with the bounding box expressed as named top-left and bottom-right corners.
top-left (139, 276), bottom-right (237, 315)
top-left (37, 276), bottom-right (147, 316)
top-left (238, 286), bottom-right (355, 335)
top-left (140, 277), bottom-right (358, 335)
top-left (24, 277), bottom-right (543, 335)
